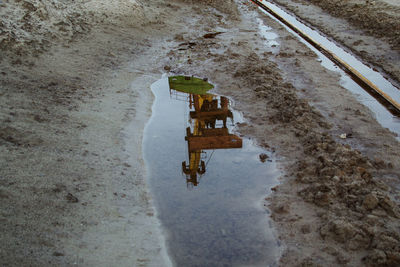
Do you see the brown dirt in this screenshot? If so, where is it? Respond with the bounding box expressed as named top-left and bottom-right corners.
top-left (306, 0), bottom-right (400, 50)
top-left (1, 0), bottom-right (399, 266)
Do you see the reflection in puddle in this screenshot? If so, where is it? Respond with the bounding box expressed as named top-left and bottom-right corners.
top-left (144, 75), bottom-right (281, 266)
top-left (169, 77), bottom-right (243, 186)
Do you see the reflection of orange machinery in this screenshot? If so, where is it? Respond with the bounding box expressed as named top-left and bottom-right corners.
top-left (182, 94), bottom-right (242, 186)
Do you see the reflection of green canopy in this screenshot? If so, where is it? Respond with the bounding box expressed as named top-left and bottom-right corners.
top-left (168, 75), bottom-right (214, 95)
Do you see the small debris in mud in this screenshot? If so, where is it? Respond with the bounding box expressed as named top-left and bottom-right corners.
top-left (52, 184), bottom-right (66, 193)
top-left (271, 186), bottom-right (278, 192)
top-left (300, 224), bottom-right (311, 234)
top-left (259, 153), bottom-right (269, 162)
top-left (66, 193), bottom-right (79, 203)
top-left (271, 203), bottom-right (289, 214)
top-left (203, 32), bottom-right (224, 39)
top-left (179, 42), bottom-right (197, 47)
top-left (33, 115), bottom-right (46, 123)
top-left (52, 252), bottom-right (64, 257)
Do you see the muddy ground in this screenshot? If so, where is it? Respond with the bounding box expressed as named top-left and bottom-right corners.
top-left (1, 0), bottom-right (399, 266)
top-left (270, 0), bottom-right (400, 87)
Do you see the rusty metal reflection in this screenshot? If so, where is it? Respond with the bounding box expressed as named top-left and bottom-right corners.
top-left (169, 76), bottom-right (243, 187)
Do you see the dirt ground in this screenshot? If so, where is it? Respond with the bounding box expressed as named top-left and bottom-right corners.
top-left (1, 0), bottom-right (399, 266)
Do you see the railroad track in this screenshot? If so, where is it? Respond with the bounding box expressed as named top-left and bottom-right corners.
top-left (251, 0), bottom-right (400, 116)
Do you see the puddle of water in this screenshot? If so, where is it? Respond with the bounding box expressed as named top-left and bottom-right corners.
top-left (257, 18), bottom-right (280, 48)
top-left (257, 1), bottom-right (400, 140)
top-left (143, 76), bottom-right (281, 266)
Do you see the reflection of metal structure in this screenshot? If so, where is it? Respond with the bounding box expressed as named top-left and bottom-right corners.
top-left (182, 94), bottom-right (242, 187)
top-left (169, 76), bottom-right (242, 187)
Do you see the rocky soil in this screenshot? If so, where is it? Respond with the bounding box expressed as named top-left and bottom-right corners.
top-left (1, 0), bottom-right (399, 266)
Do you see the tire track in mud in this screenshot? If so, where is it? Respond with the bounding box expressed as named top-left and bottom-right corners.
top-left (251, 0), bottom-right (400, 115)
top-left (269, 0), bottom-right (400, 91)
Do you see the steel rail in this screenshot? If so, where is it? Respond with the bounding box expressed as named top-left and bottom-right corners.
top-left (251, 0), bottom-right (400, 115)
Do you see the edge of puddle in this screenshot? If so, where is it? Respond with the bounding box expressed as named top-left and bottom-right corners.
top-left (142, 74), bottom-right (176, 266)
top-left (124, 74), bottom-right (173, 267)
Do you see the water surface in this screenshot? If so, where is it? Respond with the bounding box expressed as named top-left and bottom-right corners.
top-left (143, 76), bottom-right (281, 266)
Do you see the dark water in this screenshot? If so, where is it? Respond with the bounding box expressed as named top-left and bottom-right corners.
top-left (143, 76), bottom-right (281, 266)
